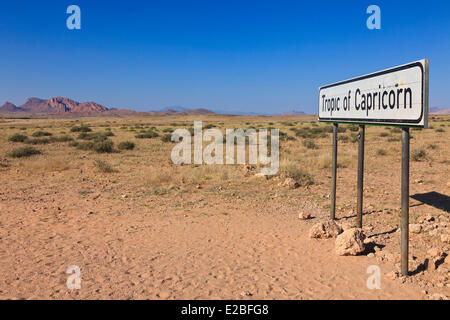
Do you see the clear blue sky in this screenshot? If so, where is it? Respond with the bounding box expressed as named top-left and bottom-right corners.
top-left (1, 0), bottom-right (449, 113)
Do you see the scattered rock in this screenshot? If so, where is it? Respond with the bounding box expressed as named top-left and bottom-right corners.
top-left (309, 220), bottom-right (343, 239)
top-left (298, 212), bottom-right (312, 220)
top-left (335, 228), bottom-right (366, 256)
top-left (385, 271), bottom-right (399, 280)
top-left (425, 215), bottom-right (435, 222)
top-left (88, 211), bottom-right (95, 215)
top-left (281, 177), bottom-right (299, 189)
top-left (240, 291), bottom-right (253, 297)
top-left (367, 253), bottom-right (375, 258)
top-left (158, 290), bottom-right (171, 299)
top-left (429, 293), bottom-right (448, 300)
top-left (410, 224), bottom-right (422, 234)
top-left (441, 234), bottom-right (450, 244)
top-left (341, 222), bottom-right (356, 231)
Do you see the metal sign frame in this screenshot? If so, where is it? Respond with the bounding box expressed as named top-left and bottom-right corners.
top-left (318, 59), bottom-right (429, 128)
top-left (318, 59), bottom-right (430, 277)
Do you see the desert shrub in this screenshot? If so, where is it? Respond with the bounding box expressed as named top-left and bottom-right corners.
top-left (204, 124), bottom-right (216, 129)
top-left (350, 133), bottom-right (358, 143)
top-left (93, 140), bottom-right (114, 153)
top-left (387, 136), bottom-right (401, 142)
top-left (294, 127), bottom-right (328, 139)
top-left (379, 132), bottom-right (389, 137)
top-left (427, 144), bottom-right (438, 150)
top-left (77, 132), bottom-right (112, 142)
top-left (94, 160), bottom-right (117, 173)
top-left (74, 141), bottom-right (95, 150)
top-left (302, 139), bottom-right (317, 149)
top-left (411, 148), bottom-right (426, 161)
top-left (337, 127), bottom-right (347, 133)
top-left (70, 125), bottom-right (92, 132)
top-left (161, 134), bottom-right (173, 143)
top-left (280, 160), bottom-right (314, 186)
top-left (376, 149), bottom-right (387, 156)
top-left (117, 141), bottom-right (135, 150)
top-left (24, 138), bottom-right (49, 145)
top-left (50, 135), bottom-right (74, 142)
top-left (162, 128), bottom-right (173, 133)
top-left (104, 130), bottom-right (115, 137)
top-left (135, 131), bottom-right (159, 139)
top-left (32, 130), bottom-right (52, 137)
top-left (8, 133), bottom-right (28, 142)
top-left (338, 135), bottom-right (349, 143)
top-left (7, 146), bottom-right (41, 158)
top-left (70, 140), bottom-right (114, 153)
top-left (391, 127), bottom-right (401, 133)
top-left (348, 125), bottom-right (359, 132)
top-left (436, 128), bottom-right (445, 133)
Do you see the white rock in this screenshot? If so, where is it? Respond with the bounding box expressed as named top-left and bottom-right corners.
top-left (335, 228), bottom-right (366, 256)
top-left (410, 224), bottom-right (422, 234)
top-left (298, 212), bottom-right (312, 220)
top-left (309, 220), bottom-right (343, 239)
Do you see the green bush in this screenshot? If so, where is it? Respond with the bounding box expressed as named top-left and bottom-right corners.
top-left (93, 140), bottom-right (114, 153)
top-left (8, 133), bottom-right (28, 142)
top-left (117, 141), bottom-right (135, 150)
top-left (50, 135), bottom-right (74, 143)
top-left (338, 135), bottom-right (349, 143)
top-left (411, 148), bottom-right (426, 161)
top-left (161, 134), bottom-right (173, 142)
top-left (32, 131), bottom-right (52, 137)
top-left (24, 138), bottom-right (50, 145)
top-left (77, 132), bottom-right (110, 141)
top-left (302, 139), bottom-right (317, 149)
top-left (70, 125), bottom-right (92, 133)
top-left (135, 131), bottom-right (159, 139)
top-left (376, 149), bottom-right (387, 156)
top-left (7, 146), bottom-right (41, 158)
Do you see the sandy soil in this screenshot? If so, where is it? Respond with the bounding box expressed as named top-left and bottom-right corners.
top-left (0, 115), bottom-right (448, 300)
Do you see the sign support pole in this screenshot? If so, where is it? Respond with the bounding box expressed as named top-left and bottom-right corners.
top-left (331, 123), bottom-right (338, 220)
top-left (357, 125), bottom-right (365, 228)
top-left (401, 127), bottom-right (410, 276)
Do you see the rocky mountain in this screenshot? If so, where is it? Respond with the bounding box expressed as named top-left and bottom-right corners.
top-left (16, 97), bottom-right (109, 114)
top-left (0, 102), bottom-right (23, 113)
top-left (0, 97), bottom-right (216, 116)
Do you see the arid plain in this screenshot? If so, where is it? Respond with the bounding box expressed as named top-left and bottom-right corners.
top-left (0, 114), bottom-right (449, 299)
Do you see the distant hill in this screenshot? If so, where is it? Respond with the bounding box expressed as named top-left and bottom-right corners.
top-left (430, 107), bottom-right (450, 115)
top-left (276, 110), bottom-right (307, 116)
top-left (0, 97), bottom-right (216, 116)
top-left (0, 97), bottom-right (109, 115)
top-left (0, 102), bottom-right (23, 113)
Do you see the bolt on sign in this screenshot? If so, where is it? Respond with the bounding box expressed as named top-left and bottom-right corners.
top-left (318, 59), bottom-right (429, 127)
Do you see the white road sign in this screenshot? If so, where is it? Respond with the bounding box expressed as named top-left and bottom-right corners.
top-left (318, 59), bottom-right (429, 127)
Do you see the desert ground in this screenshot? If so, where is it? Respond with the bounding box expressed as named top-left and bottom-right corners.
top-left (0, 114), bottom-right (449, 300)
